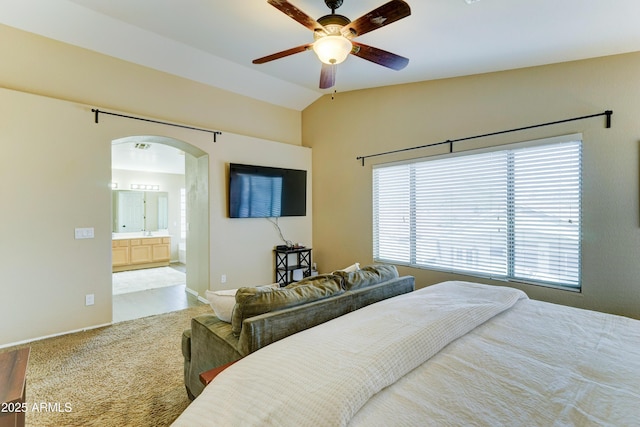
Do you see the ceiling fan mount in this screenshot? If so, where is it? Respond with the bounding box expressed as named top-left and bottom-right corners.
top-left (253, 0), bottom-right (411, 89)
top-left (316, 14), bottom-right (351, 30)
top-left (318, 0), bottom-right (350, 29)
top-left (324, 0), bottom-right (344, 13)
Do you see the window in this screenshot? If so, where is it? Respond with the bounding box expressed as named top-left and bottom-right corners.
top-left (373, 136), bottom-right (582, 290)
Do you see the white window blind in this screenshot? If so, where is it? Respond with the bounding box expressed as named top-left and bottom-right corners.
top-left (373, 138), bottom-right (582, 289)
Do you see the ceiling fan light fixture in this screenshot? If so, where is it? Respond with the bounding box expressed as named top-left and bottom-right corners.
top-left (312, 35), bottom-right (352, 65)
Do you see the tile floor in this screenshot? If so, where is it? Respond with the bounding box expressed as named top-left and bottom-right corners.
top-left (112, 263), bottom-right (203, 323)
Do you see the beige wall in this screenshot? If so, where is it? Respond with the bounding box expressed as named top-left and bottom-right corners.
top-left (209, 133), bottom-right (312, 290)
top-left (0, 25), bottom-right (311, 347)
top-left (304, 52), bottom-right (640, 320)
top-left (0, 24), bottom-right (301, 146)
top-left (1, 89), bottom-right (113, 345)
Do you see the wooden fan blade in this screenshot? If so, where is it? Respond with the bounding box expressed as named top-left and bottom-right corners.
top-left (341, 0), bottom-right (411, 38)
top-left (351, 41), bottom-right (409, 70)
top-left (267, 0), bottom-right (326, 32)
top-left (253, 43), bottom-right (312, 64)
top-left (319, 63), bottom-right (336, 89)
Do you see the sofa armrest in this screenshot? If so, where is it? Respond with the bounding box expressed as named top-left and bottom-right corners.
top-left (181, 329), bottom-right (192, 362)
top-left (182, 328), bottom-right (193, 399)
top-left (186, 315), bottom-right (243, 399)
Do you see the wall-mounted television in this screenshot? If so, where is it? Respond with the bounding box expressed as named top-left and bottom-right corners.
top-left (228, 163), bottom-right (307, 218)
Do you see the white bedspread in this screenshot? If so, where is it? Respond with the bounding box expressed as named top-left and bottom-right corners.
top-left (173, 281), bottom-right (527, 426)
top-left (350, 293), bottom-right (640, 426)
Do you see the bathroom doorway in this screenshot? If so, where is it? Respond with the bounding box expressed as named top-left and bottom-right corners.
top-left (111, 135), bottom-right (209, 322)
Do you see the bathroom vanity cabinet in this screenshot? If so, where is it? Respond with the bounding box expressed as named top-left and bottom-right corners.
top-left (112, 236), bottom-right (171, 272)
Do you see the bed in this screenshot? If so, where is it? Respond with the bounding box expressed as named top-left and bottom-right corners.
top-left (172, 281), bottom-right (640, 426)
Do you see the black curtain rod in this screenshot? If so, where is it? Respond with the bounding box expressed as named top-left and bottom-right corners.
top-left (356, 110), bottom-right (613, 166)
top-left (91, 108), bottom-right (222, 142)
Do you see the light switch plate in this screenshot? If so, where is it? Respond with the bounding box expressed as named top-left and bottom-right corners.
top-left (75, 227), bottom-right (95, 239)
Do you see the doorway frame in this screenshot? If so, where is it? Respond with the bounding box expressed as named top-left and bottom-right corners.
top-left (111, 135), bottom-right (210, 307)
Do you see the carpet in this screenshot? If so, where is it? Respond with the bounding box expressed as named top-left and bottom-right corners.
top-left (8, 303), bottom-right (210, 427)
top-left (112, 267), bottom-right (186, 295)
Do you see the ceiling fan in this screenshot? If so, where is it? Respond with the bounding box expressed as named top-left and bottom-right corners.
top-left (253, 0), bottom-right (411, 89)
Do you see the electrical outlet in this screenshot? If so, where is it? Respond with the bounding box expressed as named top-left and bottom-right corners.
top-left (221, 274), bottom-right (227, 284)
top-left (75, 227), bottom-right (95, 239)
top-left (85, 294), bottom-right (95, 306)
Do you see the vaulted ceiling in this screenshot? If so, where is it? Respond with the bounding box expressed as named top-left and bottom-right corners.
top-left (3, 0), bottom-right (640, 111)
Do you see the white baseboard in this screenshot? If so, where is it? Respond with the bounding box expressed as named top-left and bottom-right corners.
top-left (185, 286), bottom-right (208, 304)
top-left (0, 322), bottom-right (113, 350)
top-left (2, 288), bottom-right (205, 349)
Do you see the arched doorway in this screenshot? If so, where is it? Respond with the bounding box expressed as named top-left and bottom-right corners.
top-left (111, 135), bottom-right (209, 322)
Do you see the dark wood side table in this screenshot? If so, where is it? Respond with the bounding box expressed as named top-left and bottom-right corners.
top-left (199, 360), bottom-right (238, 386)
top-left (0, 347), bottom-right (30, 427)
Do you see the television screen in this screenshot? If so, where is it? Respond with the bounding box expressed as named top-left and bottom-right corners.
top-left (228, 163), bottom-right (307, 218)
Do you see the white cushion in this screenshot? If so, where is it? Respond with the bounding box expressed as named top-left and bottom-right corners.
top-left (337, 262), bottom-right (360, 273)
top-left (205, 289), bottom-right (237, 322)
top-left (206, 283), bottom-right (280, 323)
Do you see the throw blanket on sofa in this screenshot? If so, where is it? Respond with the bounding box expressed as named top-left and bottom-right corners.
top-left (172, 281), bottom-right (526, 426)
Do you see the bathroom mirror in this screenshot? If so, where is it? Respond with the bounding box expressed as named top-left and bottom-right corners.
top-left (112, 190), bottom-right (168, 233)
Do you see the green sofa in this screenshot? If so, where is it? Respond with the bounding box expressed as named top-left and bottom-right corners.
top-left (182, 265), bottom-right (415, 399)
